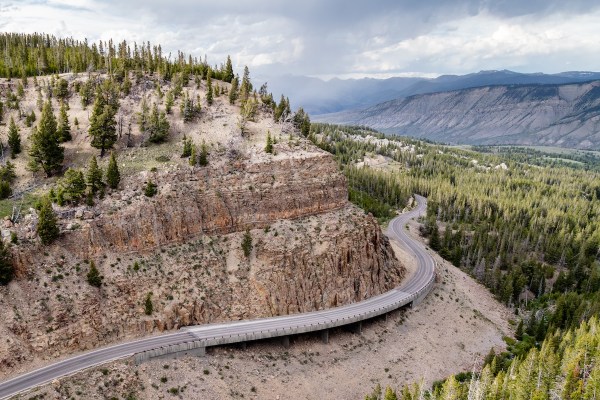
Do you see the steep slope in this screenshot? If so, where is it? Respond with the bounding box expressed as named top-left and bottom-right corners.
top-left (315, 81), bottom-right (600, 149)
top-left (1, 146), bottom-right (405, 378)
top-left (0, 70), bottom-right (405, 379)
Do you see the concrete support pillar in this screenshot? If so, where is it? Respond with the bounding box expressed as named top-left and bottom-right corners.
top-left (350, 322), bottom-right (362, 334)
top-left (281, 336), bottom-right (290, 349)
top-left (195, 346), bottom-right (206, 357)
top-left (320, 329), bottom-right (329, 344)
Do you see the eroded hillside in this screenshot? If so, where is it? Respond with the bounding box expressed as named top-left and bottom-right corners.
top-left (316, 81), bottom-right (600, 149)
top-left (0, 70), bottom-right (404, 379)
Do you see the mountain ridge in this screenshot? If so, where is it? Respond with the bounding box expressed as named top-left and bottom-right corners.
top-left (314, 80), bottom-right (600, 150)
top-left (266, 70), bottom-right (600, 115)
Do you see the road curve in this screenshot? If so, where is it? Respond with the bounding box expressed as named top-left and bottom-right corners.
top-left (0, 195), bottom-right (434, 399)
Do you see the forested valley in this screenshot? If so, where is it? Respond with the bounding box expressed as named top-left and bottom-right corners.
top-left (310, 123), bottom-right (600, 399)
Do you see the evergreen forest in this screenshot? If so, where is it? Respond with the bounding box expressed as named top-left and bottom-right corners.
top-left (309, 123), bottom-right (600, 399)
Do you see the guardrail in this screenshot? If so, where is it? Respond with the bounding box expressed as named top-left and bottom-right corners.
top-left (135, 268), bottom-right (437, 364)
top-left (134, 200), bottom-right (437, 362)
top-left (0, 198), bottom-right (436, 399)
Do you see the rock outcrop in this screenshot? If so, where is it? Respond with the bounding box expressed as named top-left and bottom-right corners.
top-left (0, 148), bottom-right (404, 376)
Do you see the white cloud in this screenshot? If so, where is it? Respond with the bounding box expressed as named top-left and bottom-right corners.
top-left (355, 10), bottom-right (600, 74)
top-left (1, 0), bottom-right (600, 78)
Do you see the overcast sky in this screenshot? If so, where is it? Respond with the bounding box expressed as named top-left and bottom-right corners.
top-left (1, 0), bottom-right (600, 80)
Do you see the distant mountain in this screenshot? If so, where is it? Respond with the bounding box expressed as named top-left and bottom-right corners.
top-left (265, 75), bottom-right (422, 115)
top-left (395, 70), bottom-right (600, 98)
top-left (266, 70), bottom-right (600, 116)
top-left (314, 81), bottom-right (600, 150)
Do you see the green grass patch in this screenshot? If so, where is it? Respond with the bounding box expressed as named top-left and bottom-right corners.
top-left (0, 192), bottom-right (42, 219)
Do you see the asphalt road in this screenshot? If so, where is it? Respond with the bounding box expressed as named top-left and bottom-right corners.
top-left (0, 195), bottom-right (434, 399)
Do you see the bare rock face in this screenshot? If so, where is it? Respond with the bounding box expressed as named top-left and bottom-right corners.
top-left (56, 152), bottom-right (346, 258)
top-left (0, 150), bottom-right (404, 377)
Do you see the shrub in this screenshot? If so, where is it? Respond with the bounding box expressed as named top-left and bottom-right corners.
top-left (87, 261), bottom-right (103, 287)
top-left (144, 181), bottom-right (158, 197)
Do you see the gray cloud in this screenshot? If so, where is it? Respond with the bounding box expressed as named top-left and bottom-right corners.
top-left (2, 0), bottom-right (600, 78)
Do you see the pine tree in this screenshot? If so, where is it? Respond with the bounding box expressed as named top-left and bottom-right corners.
top-left (229, 76), bottom-right (239, 105)
top-left (198, 140), bottom-right (208, 166)
top-left (53, 78), bottom-right (68, 99)
top-left (515, 320), bottom-right (524, 340)
top-left (86, 261), bottom-right (103, 287)
top-left (86, 156), bottom-right (103, 195)
top-left (157, 110), bottom-right (169, 142)
top-left (224, 55), bottom-right (234, 83)
top-left (383, 387), bottom-right (397, 400)
top-left (242, 229), bottom-right (252, 258)
top-left (274, 95), bottom-right (286, 122)
top-left (106, 152), bottom-right (120, 189)
top-left (293, 107), bottom-right (311, 136)
top-left (25, 109), bottom-right (36, 127)
top-left (189, 144), bottom-right (197, 166)
top-left (165, 90), bottom-right (174, 114)
top-left (429, 222), bottom-right (441, 251)
top-left (36, 89), bottom-right (43, 111)
top-left (29, 101), bottom-right (64, 176)
top-left (144, 292), bottom-right (153, 315)
top-left (181, 135), bottom-right (192, 158)
top-left (37, 196), bottom-right (59, 245)
top-left (79, 79), bottom-right (93, 108)
top-left (137, 95), bottom-right (149, 132)
top-left (57, 101), bottom-right (71, 142)
top-left (7, 117), bottom-right (21, 158)
top-left (17, 82), bottom-right (24, 98)
top-left (0, 181), bottom-right (10, 200)
top-left (182, 92), bottom-right (198, 122)
top-left (89, 87), bottom-right (118, 157)
top-left (58, 168), bottom-right (86, 204)
top-left (206, 68), bottom-right (213, 106)
top-left (265, 131), bottom-right (273, 154)
top-left (121, 73), bottom-right (131, 95)
top-left (239, 66), bottom-right (252, 103)
top-left (0, 240), bottom-right (13, 285)
top-left (439, 375), bottom-right (461, 400)
top-left (147, 103), bottom-right (169, 143)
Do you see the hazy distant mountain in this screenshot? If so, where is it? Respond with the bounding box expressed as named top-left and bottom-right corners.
top-left (266, 70), bottom-right (600, 116)
top-left (314, 81), bottom-right (600, 150)
top-left (265, 75), bottom-right (422, 115)
top-left (396, 70), bottom-right (600, 98)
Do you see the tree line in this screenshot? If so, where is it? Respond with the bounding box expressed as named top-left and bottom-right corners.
top-left (0, 32), bottom-right (236, 81)
top-left (365, 316), bottom-right (600, 399)
top-left (312, 123), bottom-right (600, 396)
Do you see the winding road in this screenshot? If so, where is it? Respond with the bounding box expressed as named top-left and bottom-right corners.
top-left (0, 195), bottom-right (435, 399)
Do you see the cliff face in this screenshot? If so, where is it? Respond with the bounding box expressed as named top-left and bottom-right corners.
top-left (316, 81), bottom-right (600, 150)
top-left (14, 151), bottom-right (347, 262)
top-left (0, 149), bottom-right (404, 375)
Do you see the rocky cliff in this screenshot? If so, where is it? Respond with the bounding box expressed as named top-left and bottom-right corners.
top-left (316, 81), bottom-right (600, 150)
top-left (14, 150), bottom-right (348, 261)
top-left (0, 147), bottom-right (404, 376)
